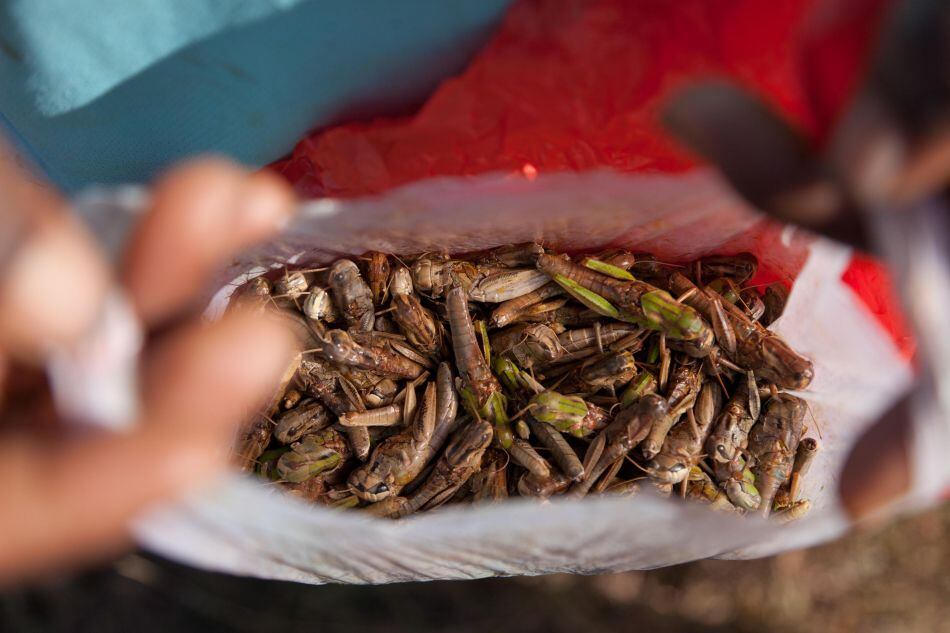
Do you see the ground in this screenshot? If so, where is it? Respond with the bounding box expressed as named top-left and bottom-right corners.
top-left (2, 504), bottom-right (948, 633)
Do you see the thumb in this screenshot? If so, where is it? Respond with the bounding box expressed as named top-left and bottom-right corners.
top-left (0, 309), bottom-right (295, 583)
top-left (838, 393), bottom-right (912, 522)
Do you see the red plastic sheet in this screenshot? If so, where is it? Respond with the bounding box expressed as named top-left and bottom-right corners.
top-left (273, 0), bottom-right (910, 358)
top-left (842, 255), bottom-right (915, 359)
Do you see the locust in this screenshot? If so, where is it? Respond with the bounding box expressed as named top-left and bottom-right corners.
top-left (517, 470), bottom-right (571, 498)
top-left (391, 290), bottom-right (442, 357)
top-left (713, 456), bottom-right (762, 511)
top-left (412, 255), bottom-right (483, 297)
top-left (557, 322), bottom-right (641, 353)
top-left (274, 270), bottom-right (310, 304)
top-left (697, 253), bottom-right (758, 284)
top-left (320, 329), bottom-right (424, 379)
top-left (530, 391), bottom-right (610, 438)
top-left (527, 418), bottom-right (585, 481)
top-left (348, 382), bottom-right (441, 501)
top-left (469, 449), bottom-right (509, 503)
top-left (706, 378), bottom-right (759, 464)
top-left (277, 428), bottom-right (352, 483)
top-left (761, 283), bottom-right (789, 326)
top-left (302, 286), bottom-right (338, 323)
top-left (640, 363), bottom-right (702, 460)
top-left (447, 286), bottom-right (512, 447)
top-left (646, 381), bottom-right (722, 484)
top-left (366, 420), bottom-right (493, 518)
top-left (476, 242), bottom-right (544, 268)
top-left (668, 273), bottom-right (813, 390)
top-left (748, 394), bottom-right (807, 516)
top-left (537, 254), bottom-right (711, 343)
top-left (557, 350), bottom-right (638, 395)
top-left (234, 416), bottom-right (274, 472)
top-left (490, 282), bottom-right (564, 328)
top-left (468, 269), bottom-right (551, 303)
top-left (490, 323), bottom-right (563, 369)
top-left (571, 395), bottom-right (669, 496)
top-left (238, 246), bottom-right (819, 523)
top-left (274, 399), bottom-right (332, 444)
top-left (364, 251), bottom-right (391, 306)
top-left (328, 259), bottom-right (375, 332)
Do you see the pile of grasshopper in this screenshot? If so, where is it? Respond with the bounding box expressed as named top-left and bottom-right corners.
top-left (232, 244), bottom-right (817, 520)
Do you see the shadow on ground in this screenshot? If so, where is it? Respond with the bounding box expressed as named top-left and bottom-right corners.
top-left (2, 505), bottom-right (948, 633)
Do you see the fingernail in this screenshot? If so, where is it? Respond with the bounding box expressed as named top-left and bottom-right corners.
top-left (146, 429), bottom-right (231, 492)
top-left (0, 217), bottom-right (109, 357)
top-left (235, 172), bottom-right (295, 235)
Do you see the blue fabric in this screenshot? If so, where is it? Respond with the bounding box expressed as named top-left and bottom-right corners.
top-left (0, 1), bottom-right (511, 191)
top-left (3, 0), bottom-right (306, 116)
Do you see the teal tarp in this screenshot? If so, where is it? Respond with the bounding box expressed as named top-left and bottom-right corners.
top-left (0, 1), bottom-right (510, 190)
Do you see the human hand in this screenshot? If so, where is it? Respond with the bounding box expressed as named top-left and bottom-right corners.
top-left (661, 0), bottom-right (949, 520)
top-left (0, 141), bottom-right (297, 583)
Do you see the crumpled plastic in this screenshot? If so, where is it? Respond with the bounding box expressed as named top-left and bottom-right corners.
top-left (131, 167), bottom-right (913, 583)
top-left (64, 0), bottom-right (936, 585)
top-left (273, 0), bottom-right (891, 197)
top-left (71, 159), bottom-right (919, 585)
top-left (273, 0), bottom-right (908, 355)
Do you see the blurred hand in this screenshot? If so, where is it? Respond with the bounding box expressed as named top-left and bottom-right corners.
top-left (0, 142), bottom-right (297, 583)
top-left (663, 0), bottom-right (949, 521)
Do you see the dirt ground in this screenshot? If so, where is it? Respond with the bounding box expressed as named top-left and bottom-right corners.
top-left (2, 504), bottom-right (948, 633)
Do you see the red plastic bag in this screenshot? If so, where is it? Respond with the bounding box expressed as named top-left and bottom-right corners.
top-left (274, 0), bottom-right (890, 195)
top-left (273, 0), bottom-right (910, 357)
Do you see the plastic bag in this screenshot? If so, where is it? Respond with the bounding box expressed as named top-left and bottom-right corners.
top-left (72, 165), bottom-right (915, 584)
top-left (271, 0), bottom-right (912, 354)
top-left (272, 0), bottom-right (890, 198)
top-left (65, 0), bottom-right (938, 584)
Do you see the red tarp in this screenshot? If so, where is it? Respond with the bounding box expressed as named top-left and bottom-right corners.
top-left (273, 0), bottom-right (912, 358)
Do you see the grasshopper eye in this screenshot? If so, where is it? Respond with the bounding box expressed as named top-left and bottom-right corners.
top-left (367, 482), bottom-right (389, 496)
top-left (669, 463), bottom-right (686, 473)
top-left (716, 444), bottom-right (729, 458)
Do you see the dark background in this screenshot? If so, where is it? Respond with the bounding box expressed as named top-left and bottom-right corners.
top-left (2, 504), bottom-right (947, 633)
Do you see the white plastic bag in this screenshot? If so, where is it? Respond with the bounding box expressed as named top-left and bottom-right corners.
top-left (73, 167), bottom-right (922, 584)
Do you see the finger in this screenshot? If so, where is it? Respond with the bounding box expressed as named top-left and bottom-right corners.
top-left (818, 0), bottom-right (950, 209)
top-left (662, 83), bottom-right (871, 248)
top-left (839, 394), bottom-right (912, 522)
top-left (829, 93), bottom-right (950, 208)
top-left (139, 308), bottom-right (297, 445)
top-left (122, 158), bottom-right (295, 327)
top-left (0, 140), bottom-right (110, 359)
top-left (0, 308), bottom-right (295, 583)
